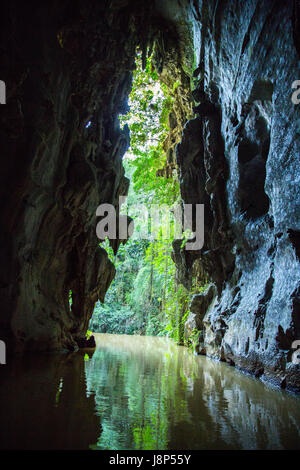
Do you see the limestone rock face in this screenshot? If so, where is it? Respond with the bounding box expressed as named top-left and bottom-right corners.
top-left (190, 285), bottom-right (216, 324)
top-left (174, 0), bottom-right (300, 392)
top-left (184, 285), bottom-right (217, 353)
top-left (0, 1), bottom-right (150, 352)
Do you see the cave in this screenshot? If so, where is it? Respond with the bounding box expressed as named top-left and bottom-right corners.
top-left (0, 0), bottom-right (300, 452)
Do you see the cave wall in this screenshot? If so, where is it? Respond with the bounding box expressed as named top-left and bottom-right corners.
top-left (0, 0), bottom-right (153, 352)
top-left (168, 0), bottom-right (300, 392)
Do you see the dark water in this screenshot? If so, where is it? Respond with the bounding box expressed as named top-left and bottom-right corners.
top-left (0, 333), bottom-right (299, 450)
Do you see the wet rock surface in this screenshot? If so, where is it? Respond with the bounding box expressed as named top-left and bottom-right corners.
top-left (0, 1), bottom-right (150, 352)
top-left (174, 0), bottom-right (300, 392)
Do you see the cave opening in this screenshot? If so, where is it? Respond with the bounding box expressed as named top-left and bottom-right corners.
top-left (89, 51), bottom-right (188, 340)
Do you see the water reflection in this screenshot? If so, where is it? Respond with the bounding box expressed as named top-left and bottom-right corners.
top-left (86, 334), bottom-right (300, 450)
top-left (0, 351), bottom-right (100, 449)
top-left (0, 334), bottom-right (299, 449)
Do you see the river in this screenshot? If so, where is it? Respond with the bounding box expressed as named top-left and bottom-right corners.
top-left (0, 333), bottom-right (299, 450)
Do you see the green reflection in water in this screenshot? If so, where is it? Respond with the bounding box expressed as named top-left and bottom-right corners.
top-left (85, 334), bottom-right (300, 450)
top-left (86, 335), bottom-right (188, 450)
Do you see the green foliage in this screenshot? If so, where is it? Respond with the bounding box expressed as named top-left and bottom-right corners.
top-left (90, 52), bottom-right (205, 342)
top-left (90, 238), bottom-right (150, 335)
top-left (119, 53), bottom-right (178, 206)
top-left (91, 302), bottom-right (138, 335)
